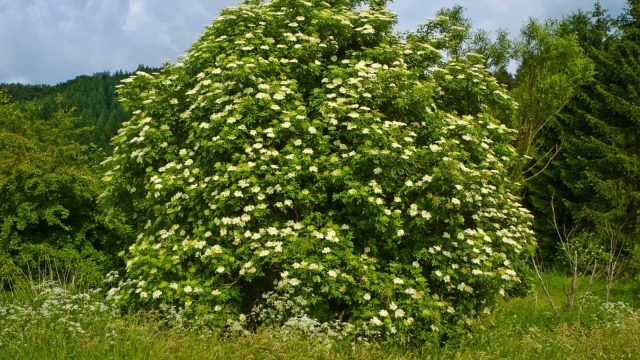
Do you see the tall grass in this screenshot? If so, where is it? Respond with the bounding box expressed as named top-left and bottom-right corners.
top-left (1, 272), bottom-right (638, 360)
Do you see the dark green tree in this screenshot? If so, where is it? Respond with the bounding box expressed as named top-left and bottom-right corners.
top-left (0, 91), bottom-right (120, 286)
top-left (527, 1), bottom-right (640, 267)
top-left (1, 66), bottom-right (158, 150)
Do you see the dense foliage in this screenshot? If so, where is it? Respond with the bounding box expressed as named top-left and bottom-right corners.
top-left (1, 68), bottom-right (155, 149)
top-left (525, 3), bottom-right (640, 270)
top-left (0, 91), bottom-right (119, 287)
top-left (2, 0), bottom-right (639, 350)
top-left (102, 0), bottom-right (535, 341)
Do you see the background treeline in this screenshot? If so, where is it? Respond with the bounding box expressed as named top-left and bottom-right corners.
top-left (1, 65), bottom-right (157, 149)
top-left (1, 1), bottom-right (638, 299)
top-left (417, 2), bottom-right (640, 303)
top-left (0, 67), bottom-right (158, 285)
top-left (520, 3), bottom-right (640, 303)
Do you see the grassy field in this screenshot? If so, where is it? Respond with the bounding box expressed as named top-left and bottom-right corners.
top-left (1, 273), bottom-right (638, 360)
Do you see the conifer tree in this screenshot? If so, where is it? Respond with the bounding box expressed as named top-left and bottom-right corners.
top-left (527, 1), bottom-right (640, 263)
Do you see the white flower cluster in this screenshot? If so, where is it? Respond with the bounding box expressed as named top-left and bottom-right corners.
top-left (0, 282), bottom-right (117, 347)
top-left (103, 0), bottom-right (535, 342)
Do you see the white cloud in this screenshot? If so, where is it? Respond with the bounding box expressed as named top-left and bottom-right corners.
top-left (0, 0), bottom-right (629, 84)
top-left (4, 76), bottom-right (32, 84)
top-left (123, 0), bottom-right (148, 33)
top-left (27, 1), bottom-right (49, 19)
top-left (390, 0), bottom-right (626, 34)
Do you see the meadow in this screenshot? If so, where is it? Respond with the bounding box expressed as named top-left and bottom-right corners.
top-left (2, 273), bottom-right (638, 360)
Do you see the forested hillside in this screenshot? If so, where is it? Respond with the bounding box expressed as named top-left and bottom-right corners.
top-left (1, 66), bottom-right (156, 149)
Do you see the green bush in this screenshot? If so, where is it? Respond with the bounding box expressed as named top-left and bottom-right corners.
top-left (103, 0), bottom-right (534, 342)
top-left (0, 91), bottom-right (122, 288)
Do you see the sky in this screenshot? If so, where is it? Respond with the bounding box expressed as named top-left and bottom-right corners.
top-left (0, 0), bottom-right (628, 85)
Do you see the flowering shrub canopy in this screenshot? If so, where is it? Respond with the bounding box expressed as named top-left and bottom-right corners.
top-left (102, 0), bottom-right (535, 342)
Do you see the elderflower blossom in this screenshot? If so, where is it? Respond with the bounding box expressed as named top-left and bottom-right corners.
top-left (105, 0), bottom-right (535, 343)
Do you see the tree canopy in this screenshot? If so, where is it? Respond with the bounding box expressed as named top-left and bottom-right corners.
top-left (526, 2), bottom-right (640, 263)
top-left (103, 0), bottom-right (534, 342)
top-left (0, 91), bottom-right (117, 286)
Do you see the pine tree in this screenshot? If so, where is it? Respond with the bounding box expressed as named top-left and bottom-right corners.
top-left (527, 1), bottom-right (640, 263)
top-left (0, 68), bottom-right (157, 149)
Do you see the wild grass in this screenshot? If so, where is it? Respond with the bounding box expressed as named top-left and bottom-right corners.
top-left (1, 272), bottom-right (638, 360)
